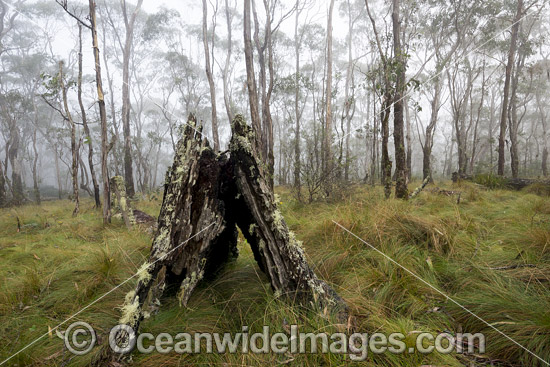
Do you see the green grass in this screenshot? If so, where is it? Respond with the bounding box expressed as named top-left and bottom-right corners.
top-left (0, 181), bottom-right (549, 366)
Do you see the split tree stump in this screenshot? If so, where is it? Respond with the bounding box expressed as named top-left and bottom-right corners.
top-left (93, 114), bottom-right (346, 365)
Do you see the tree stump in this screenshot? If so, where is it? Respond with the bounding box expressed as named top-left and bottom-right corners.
top-left (228, 115), bottom-right (347, 313)
top-left (93, 114), bottom-right (346, 365)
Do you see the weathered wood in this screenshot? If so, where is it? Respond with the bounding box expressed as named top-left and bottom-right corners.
top-left (228, 115), bottom-right (347, 317)
top-left (94, 114), bottom-right (346, 365)
top-left (409, 177), bottom-right (430, 199)
top-left (93, 116), bottom-right (237, 365)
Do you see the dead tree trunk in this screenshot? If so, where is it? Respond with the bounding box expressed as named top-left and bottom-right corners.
top-left (94, 114), bottom-right (347, 365)
top-left (229, 115), bottom-right (346, 312)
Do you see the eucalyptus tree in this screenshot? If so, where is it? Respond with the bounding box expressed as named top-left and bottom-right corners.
top-left (498, 0), bottom-right (523, 176)
top-left (202, 0), bottom-right (220, 151)
top-left (57, 0), bottom-right (112, 223)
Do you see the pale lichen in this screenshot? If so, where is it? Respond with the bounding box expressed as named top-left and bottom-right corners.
top-left (288, 231), bottom-right (305, 252)
top-left (307, 279), bottom-right (326, 296)
top-left (248, 223), bottom-right (257, 235)
top-left (177, 269), bottom-right (204, 306)
top-left (119, 293), bottom-right (140, 327)
top-left (137, 262), bottom-right (152, 284)
top-left (272, 209), bottom-right (284, 230)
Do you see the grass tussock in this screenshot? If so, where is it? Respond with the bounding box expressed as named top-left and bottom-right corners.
top-left (1, 182), bottom-right (549, 366)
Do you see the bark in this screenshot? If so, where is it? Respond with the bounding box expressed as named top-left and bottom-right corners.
top-left (498, 0), bottom-right (523, 176)
top-left (78, 24), bottom-right (101, 208)
top-left (89, 0), bottom-right (111, 224)
top-left (92, 115), bottom-right (236, 366)
top-left (121, 0), bottom-right (143, 197)
top-left (95, 115), bottom-right (347, 365)
top-left (229, 115), bottom-right (346, 313)
top-left (202, 0), bottom-right (220, 151)
top-left (59, 61), bottom-right (79, 217)
top-left (392, 0), bottom-right (408, 199)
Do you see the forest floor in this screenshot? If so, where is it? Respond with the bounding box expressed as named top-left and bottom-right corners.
top-left (0, 181), bottom-right (549, 366)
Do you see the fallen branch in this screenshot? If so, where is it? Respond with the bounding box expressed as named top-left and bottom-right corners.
top-left (409, 177), bottom-right (430, 199)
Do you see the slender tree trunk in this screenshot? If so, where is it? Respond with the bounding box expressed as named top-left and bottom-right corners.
top-left (59, 61), bottom-right (79, 216)
top-left (405, 97), bottom-right (412, 180)
top-left (489, 88), bottom-right (496, 173)
top-left (293, 3), bottom-right (301, 197)
top-left (54, 144), bottom-right (62, 199)
top-left (89, 0), bottom-right (111, 224)
top-left (0, 160), bottom-right (5, 207)
top-left (78, 24), bottom-right (100, 208)
top-left (343, 0), bottom-right (355, 182)
top-left (537, 92), bottom-right (548, 177)
top-left (423, 74), bottom-right (442, 181)
top-left (202, 0), bottom-right (220, 151)
top-left (222, 0), bottom-right (234, 123)
top-left (509, 50), bottom-right (526, 178)
top-left (498, 0), bottom-right (523, 176)
top-left (32, 129), bottom-right (40, 205)
top-left (381, 94), bottom-right (392, 198)
top-left (250, 0), bottom-right (274, 188)
top-left (243, 0), bottom-right (262, 154)
top-left (7, 118), bottom-right (23, 205)
top-left (469, 63), bottom-right (486, 175)
top-left (324, 0), bottom-right (335, 179)
top-left (392, 0), bottom-right (408, 198)
top-left (102, 36), bottom-right (121, 176)
top-left (120, 0), bottom-right (142, 197)
top-left (31, 96), bottom-right (41, 205)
